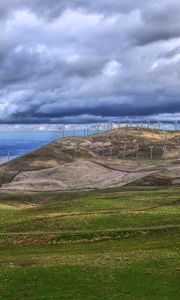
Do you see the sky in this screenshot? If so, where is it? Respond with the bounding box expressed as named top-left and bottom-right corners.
top-left (0, 0), bottom-right (180, 124)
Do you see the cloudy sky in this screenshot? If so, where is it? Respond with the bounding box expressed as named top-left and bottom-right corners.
top-left (0, 0), bottom-right (180, 123)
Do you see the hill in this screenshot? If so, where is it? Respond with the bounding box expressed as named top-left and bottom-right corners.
top-left (2, 159), bottom-right (160, 191)
top-left (0, 127), bottom-right (180, 191)
top-left (0, 127), bottom-right (180, 173)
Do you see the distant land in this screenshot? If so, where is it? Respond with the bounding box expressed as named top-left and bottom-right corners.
top-left (0, 121), bottom-right (179, 162)
top-left (0, 126), bottom-right (180, 191)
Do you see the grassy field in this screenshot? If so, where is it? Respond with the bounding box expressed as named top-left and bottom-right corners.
top-left (0, 186), bottom-right (179, 299)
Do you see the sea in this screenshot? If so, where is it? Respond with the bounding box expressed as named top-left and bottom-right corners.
top-left (0, 122), bottom-right (178, 164)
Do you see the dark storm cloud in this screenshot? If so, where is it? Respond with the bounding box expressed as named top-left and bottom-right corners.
top-left (15, 100), bottom-right (180, 119)
top-left (0, 0), bottom-right (180, 123)
top-left (133, 1), bottom-right (180, 45)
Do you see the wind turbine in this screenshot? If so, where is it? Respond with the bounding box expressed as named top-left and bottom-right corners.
top-left (123, 144), bottom-right (127, 160)
top-left (162, 145), bottom-right (168, 165)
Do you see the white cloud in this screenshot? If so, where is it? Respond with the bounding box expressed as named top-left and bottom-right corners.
top-left (103, 60), bottom-right (122, 77)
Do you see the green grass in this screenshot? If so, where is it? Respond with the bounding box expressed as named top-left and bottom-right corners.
top-left (0, 188), bottom-right (179, 234)
top-left (0, 186), bottom-right (179, 299)
top-left (0, 260), bottom-right (179, 300)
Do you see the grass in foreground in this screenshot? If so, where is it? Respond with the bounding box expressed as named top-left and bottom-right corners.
top-left (0, 186), bottom-right (179, 299)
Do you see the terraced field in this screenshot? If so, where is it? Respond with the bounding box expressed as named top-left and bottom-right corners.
top-left (0, 186), bottom-right (179, 299)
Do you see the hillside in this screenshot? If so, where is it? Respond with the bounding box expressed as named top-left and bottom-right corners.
top-left (0, 127), bottom-right (180, 192)
top-left (2, 159), bottom-right (160, 191)
top-left (0, 127), bottom-right (180, 173)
